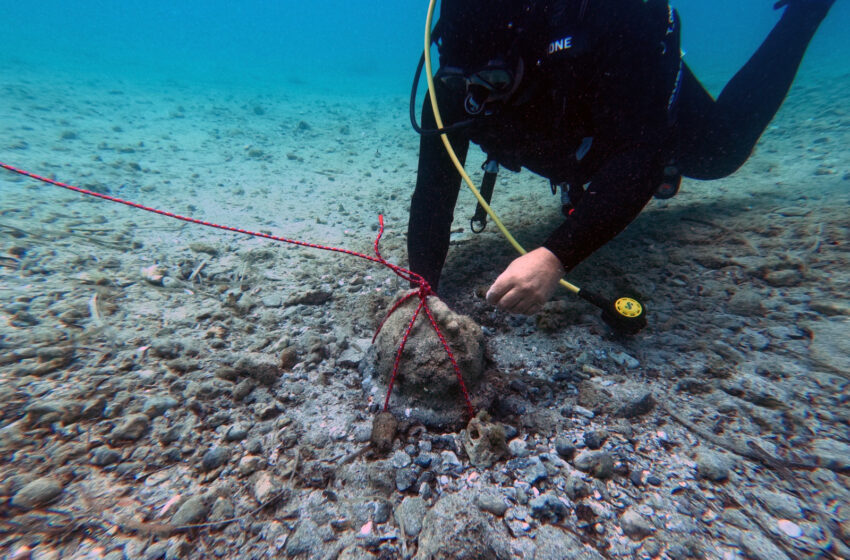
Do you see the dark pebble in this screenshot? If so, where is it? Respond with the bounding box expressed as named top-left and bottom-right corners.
top-left (646, 475), bottom-right (662, 486)
top-left (583, 429), bottom-right (608, 450)
top-left (396, 467), bottom-right (419, 493)
top-left (555, 438), bottom-right (576, 460)
top-left (414, 454), bottom-right (433, 468)
top-left (225, 424), bottom-right (249, 442)
top-left (91, 446), bottom-right (122, 467)
top-left (201, 446), bottom-right (230, 472)
top-left (617, 393), bottom-right (656, 419)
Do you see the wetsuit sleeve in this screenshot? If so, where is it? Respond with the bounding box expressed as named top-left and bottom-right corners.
top-left (407, 87), bottom-right (470, 291)
top-left (542, 147), bottom-right (661, 272)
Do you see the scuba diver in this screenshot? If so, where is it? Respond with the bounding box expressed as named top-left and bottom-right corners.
top-left (407, 0), bottom-right (835, 316)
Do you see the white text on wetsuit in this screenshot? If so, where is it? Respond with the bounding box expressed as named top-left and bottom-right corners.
top-left (549, 36), bottom-right (573, 54)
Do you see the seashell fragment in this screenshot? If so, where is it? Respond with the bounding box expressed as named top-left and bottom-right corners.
top-left (777, 519), bottom-right (803, 538)
top-left (141, 264), bottom-right (165, 285)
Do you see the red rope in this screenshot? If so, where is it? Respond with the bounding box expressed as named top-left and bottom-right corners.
top-left (0, 161), bottom-right (475, 418)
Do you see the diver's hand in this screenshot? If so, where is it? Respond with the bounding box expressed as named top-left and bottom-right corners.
top-left (486, 248), bottom-right (564, 315)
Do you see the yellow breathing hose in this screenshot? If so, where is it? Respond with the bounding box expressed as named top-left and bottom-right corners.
top-left (423, 0), bottom-right (580, 295)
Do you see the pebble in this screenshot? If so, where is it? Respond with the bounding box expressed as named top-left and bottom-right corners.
top-left (476, 489), bottom-right (508, 516)
top-left (142, 396), bottom-right (178, 419)
top-left (573, 405), bottom-right (595, 419)
top-left (529, 493), bottom-right (569, 522)
top-left (414, 453), bottom-right (434, 468)
top-left (201, 446), bottom-right (230, 471)
top-left (695, 450), bottom-right (732, 482)
top-left (610, 351), bottom-right (640, 369)
top-left (11, 477), bottom-right (63, 509)
top-left (391, 450), bottom-right (412, 468)
top-left (225, 424), bottom-right (249, 442)
top-left (506, 456), bottom-right (548, 485)
top-left (238, 455), bottom-right (264, 476)
top-left (439, 450), bottom-right (461, 472)
top-left (395, 496), bottom-right (427, 537)
top-left (554, 438), bottom-right (576, 460)
top-left (583, 429), bottom-right (608, 450)
top-left (573, 450), bottom-right (614, 479)
top-left (111, 413), bottom-right (150, 441)
top-left (777, 519), bottom-right (803, 538)
top-left (564, 475), bottom-right (590, 500)
top-left (232, 379), bottom-right (255, 401)
top-left (91, 446), bottom-right (122, 467)
top-left (508, 438), bottom-right (529, 458)
top-left (253, 471), bottom-right (281, 504)
top-left (396, 467), bottom-right (419, 492)
top-left (171, 495), bottom-right (210, 525)
top-left (617, 393), bottom-right (656, 418)
top-left (620, 508), bottom-right (656, 540)
top-left (143, 541), bottom-right (168, 560)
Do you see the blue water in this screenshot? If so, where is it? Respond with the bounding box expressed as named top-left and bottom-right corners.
top-left (2, 1), bottom-right (847, 97)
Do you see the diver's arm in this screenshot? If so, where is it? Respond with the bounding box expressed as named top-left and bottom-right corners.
top-left (541, 147), bottom-right (661, 273)
top-left (407, 92), bottom-right (470, 291)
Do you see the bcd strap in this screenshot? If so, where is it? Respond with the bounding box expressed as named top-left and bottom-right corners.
top-left (470, 159), bottom-right (499, 233)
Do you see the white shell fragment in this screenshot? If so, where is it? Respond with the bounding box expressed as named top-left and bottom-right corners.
top-left (777, 519), bottom-right (803, 538)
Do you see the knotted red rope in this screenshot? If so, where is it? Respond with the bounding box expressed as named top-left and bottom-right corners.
top-left (0, 161), bottom-right (475, 417)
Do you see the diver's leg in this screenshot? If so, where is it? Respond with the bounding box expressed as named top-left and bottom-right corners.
top-left (674, 0), bottom-right (834, 180)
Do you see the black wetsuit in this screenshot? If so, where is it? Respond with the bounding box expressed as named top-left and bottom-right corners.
top-left (408, 0), bottom-right (832, 291)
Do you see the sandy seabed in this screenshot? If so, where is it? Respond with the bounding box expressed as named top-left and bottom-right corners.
top-left (1, 59), bottom-right (849, 560)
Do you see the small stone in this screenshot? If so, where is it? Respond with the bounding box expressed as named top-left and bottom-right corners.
top-left (209, 497), bottom-right (235, 522)
top-left (225, 424), bottom-right (249, 442)
top-left (396, 467), bottom-right (419, 493)
top-left (476, 489), bottom-right (508, 516)
top-left (617, 393), bottom-right (656, 419)
top-left (414, 453), bottom-right (434, 468)
top-left (11, 477), bottom-right (63, 509)
top-left (439, 450), bottom-right (462, 472)
top-left (695, 450), bottom-right (732, 482)
top-left (171, 495), bottom-right (211, 526)
top-left (395, 496), bottom-right (427, 537)
top-left (91, 446), bottom-right (122, 467)
top-left (370, 411), bottom-right (397, 453)
top-left (254, 402), bottom-right (281, 420)
top-left (201, 446), bottom-right (230, 472)
top-left (620, 508), bottom-right (656, 541)
top-left (144, 542), bottom-right (168, 560)
top-left (583, 429), bottom-right (608, 450)
top-left (508, 438), bottom-right (529, 457)
top-left (763, 269), bottom-right (802, 287)
top-left (238, 455), bottom-right (264, 477)
top-left (555, 438), bottom-right (576, 460)
top-left (391, 450), bottom-right (412, 468)
top-left (777, 519), bottom-right (803, 538)
top-left (253, 471), bottom-right (281, 504)
top-left (506, 456), bottom-right (548, 485)
top-left (232, 379), bottom-right (255, 401)
top-left (811, 438), bottom-right (850, 472)
top-left (610, 351), bottom-right (640, 369)
top-left (573, 450), bottom-right (614, 479)
top-left (529, 493), bottom-right (569, 522)
top-left (111, 413), bottom-right (150, 441)
top-left (564, 475), bottom-right (590, 500)
top-left (142, 396), bottom-right (178, 419)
